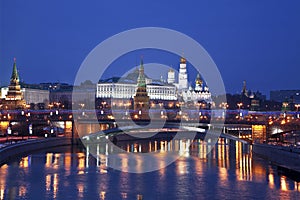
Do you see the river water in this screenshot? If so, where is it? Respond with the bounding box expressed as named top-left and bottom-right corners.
top-left (0, 138), bottom-right (300, 199)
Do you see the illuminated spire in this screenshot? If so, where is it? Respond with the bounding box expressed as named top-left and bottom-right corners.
top-left (5, 58), bottom-right (24, 104)
top-left (137, 57), bottom-right (146, 87)
top-left (11, 58), bottom-right (20, 82)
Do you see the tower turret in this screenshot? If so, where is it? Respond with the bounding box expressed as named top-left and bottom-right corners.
top-left (6, 58), bottom-right (23, 101)
top-left (167, 68), bottom-right (175, 84)
top-left (133, 58), bottom-right (150, 119)
top-left (241, 80), bottom-right (248, 97)
top-left (178, 57), bottom-right (188, 91)
top-left (2, 58), bottom-right (26, 109)
top-left (195, 74), bottom-right (203, 92)
top-left (137, 59), bottom-right (146, 87)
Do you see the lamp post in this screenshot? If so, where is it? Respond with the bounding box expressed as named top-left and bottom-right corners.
top-left (28, 124), bottom-right (32, 139)
top-left (7, 126), bottom-right (11, 144)
top-left (295, 104), bottom-right (300, 118)
top-left (237, 103), bottom-right (243, 119)
top-left (237, 102), bottom-right (243, 110)
top-left (295, 104), bottom-right (300, 112)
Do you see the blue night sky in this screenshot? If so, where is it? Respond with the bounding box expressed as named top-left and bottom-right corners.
top-left (1, 0), bottom-right (300, 97)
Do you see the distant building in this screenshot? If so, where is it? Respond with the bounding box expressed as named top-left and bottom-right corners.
top-left (1, 87), bottom-right (49, 105)
top-left (133, 59), bottom-right (150, 119)
top-left (178, 57), bottom-right (188, 91)
top-left (96, 62), bottom-right (177, 101)
top-left (167, 69), bottom-right (175, 84)
top-left (49, 85), bottom-right (73, 106)
top-left (97, 82), bottom-right (177, 101)
top-left (0, 60), bottom-right (50, 107)
top-left (237, 80), bottom-right (268, 111)
top-left (181, 74), bottom-right (211, 103)
top-left (97, 57), bottom-right (211, 104)
top-left (0, 59), bottom-right (26, 110)
top-left (270, 90), bottom-right (300, 103)
top-left (48, 82), bottom-right (96, 109)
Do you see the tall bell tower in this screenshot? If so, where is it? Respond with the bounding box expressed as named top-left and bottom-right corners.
top-left (178, 57), bottom-right (188, 91)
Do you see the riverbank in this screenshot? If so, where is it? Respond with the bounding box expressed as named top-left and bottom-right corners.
top-left (0, 137), bottom-right (81, 166)
top-left (253, 143), bottom-right (300, 175)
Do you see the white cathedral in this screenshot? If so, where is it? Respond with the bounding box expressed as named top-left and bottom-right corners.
top-left (96, 57), bottom-right (212, 103)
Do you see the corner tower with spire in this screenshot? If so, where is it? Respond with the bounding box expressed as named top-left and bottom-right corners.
top-left (6, 58), bottom-right (23, 101)
top-left (2, 58), bottom-right (26, 109)
top-left (133, 58), bottom-right (150, 120)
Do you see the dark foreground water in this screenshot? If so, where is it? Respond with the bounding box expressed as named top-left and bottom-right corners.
top-left (1, 138), bottom-right (300, 200)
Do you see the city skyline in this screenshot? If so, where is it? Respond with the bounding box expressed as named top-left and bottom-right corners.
top-left (0, 57), bottom-right (297, 101)
top-left (1, 2), bottom-right (300, 199)
top-left (1, 1), bottom-right (300, 96)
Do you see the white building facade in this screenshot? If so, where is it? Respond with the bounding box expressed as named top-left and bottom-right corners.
top-left (1, 87), bottom-right (49, 104)
top-left (181, 73), bottom-right (212, 103)
top-left (96, 83), bottom-right (177, 100)
top-left (182, 88), bottom-right (212, 103)
top-left (96, 57), bottom-right (211, 103)
top-left (178, 57), bottom-right (188, 91)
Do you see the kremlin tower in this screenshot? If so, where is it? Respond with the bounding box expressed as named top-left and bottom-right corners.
top-left (133, 58), bottom-right (150, 120)
top-left (1, 59), bottom-right (26, 110)
top-left (178, 57), bottom-right (188, 91)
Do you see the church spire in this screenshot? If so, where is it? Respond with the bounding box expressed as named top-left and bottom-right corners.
top-left (242, 80), bottom-right (248, 97)
top-left (242, 80), bottom-right (246, 92)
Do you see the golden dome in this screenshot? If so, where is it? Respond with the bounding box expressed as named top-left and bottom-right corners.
top-left (180, 57), bottom-right (186, 64)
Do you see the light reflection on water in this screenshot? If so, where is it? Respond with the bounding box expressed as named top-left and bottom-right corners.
top-left (0, 138), bottom-right (300, 199)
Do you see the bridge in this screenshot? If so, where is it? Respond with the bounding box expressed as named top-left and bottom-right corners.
top-left (79, 121), bottom-right (251, 144)
top-left (0, 109), bottom-right (269, 144)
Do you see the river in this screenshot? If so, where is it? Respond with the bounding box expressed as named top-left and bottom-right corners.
top-left (0, 138), bottom-right (299, 199)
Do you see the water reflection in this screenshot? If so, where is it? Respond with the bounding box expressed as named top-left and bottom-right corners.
top-left (0, 165), bottom-right (7, 200)
top-left (0, 138), bottom-right (300, 199)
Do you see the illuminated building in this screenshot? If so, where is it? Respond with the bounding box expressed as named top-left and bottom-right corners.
top-left (0, 59), bottom-right (26, 109)
top-left (133, 59), bottom-right (150, 119)
top-left (1, 87), bottom-right (49, 106)
top-left (96, 57), bottom-right (211, 104)
top-left (96, 62), bottom-right (177, 101)
top-left (181, 74), bottom-right (212, 103)
top-left (97, 82), bottom-right (177, 101)
top-left (270, 90), bottom-right (300, 103)
top-left (167, 69), bottom-right (175, 84)
top-left (178, 57), bottom-right (188, 91)
top-left (0, 60), bottom-right (51, 109)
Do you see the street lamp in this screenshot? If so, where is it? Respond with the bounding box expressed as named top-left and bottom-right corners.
top-left (237, 103), bottom-right (243, 119)
top-left (7, 126), bottom-right (11, 143)
top-left (237, 103), bottom-right (243, 110)
top-left (28, 124), bottom-right (32, 139)
top-left (219, 102), bottom-right (228, 110)
top-left (295, 104), bottom-right (300, 112)
top-left (282, 102), bottom-right (289, 110)
top-left (295, 104), bottom-right (300, 118)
